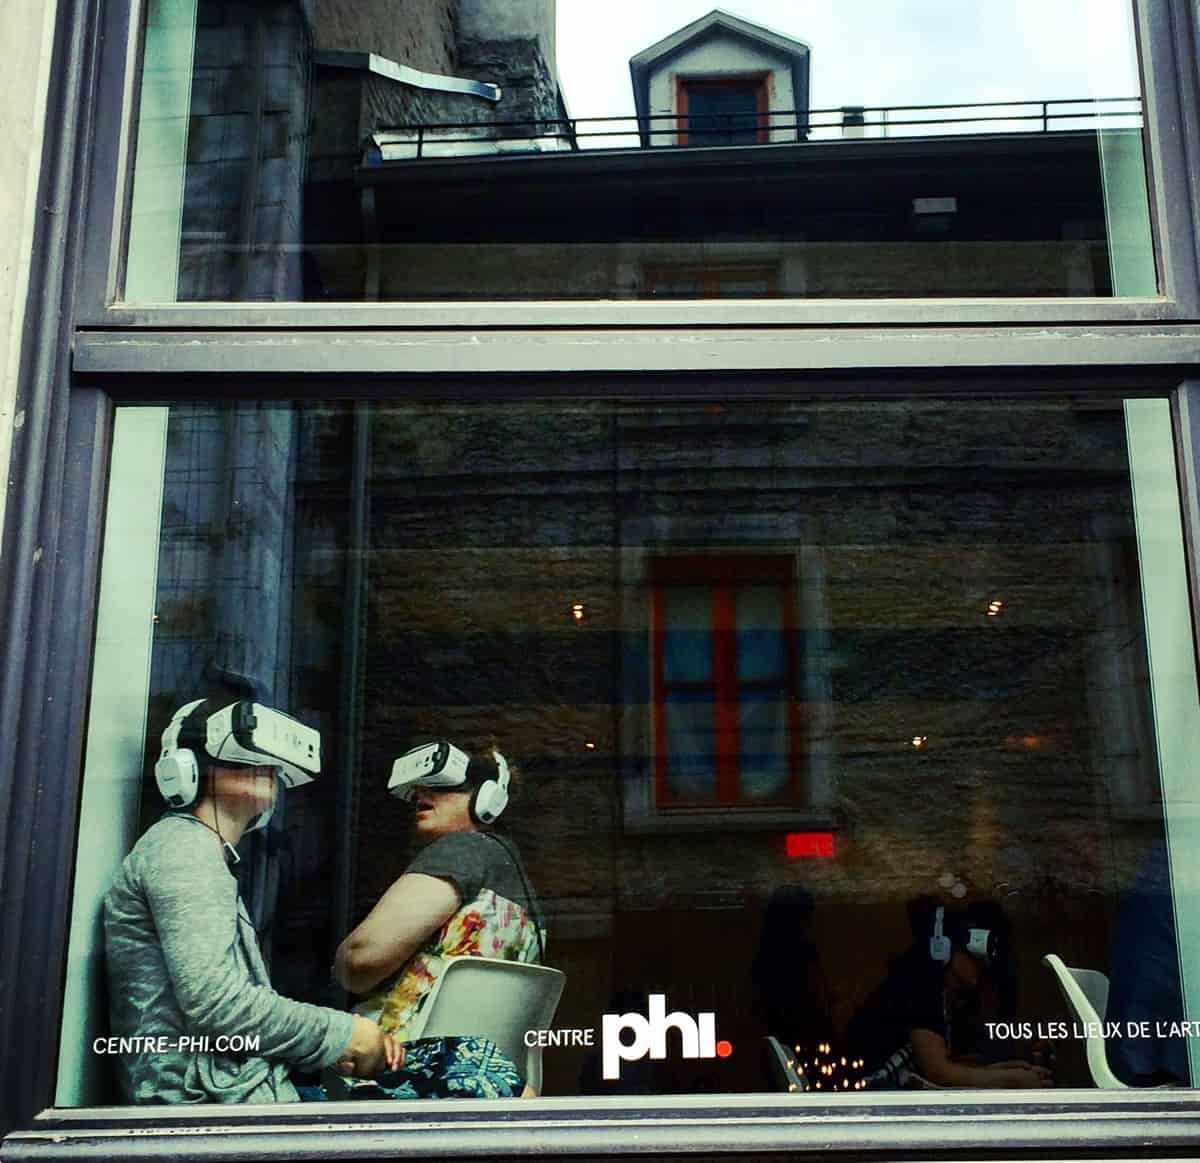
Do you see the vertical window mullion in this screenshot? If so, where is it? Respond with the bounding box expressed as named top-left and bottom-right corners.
top-left (712, 582), bottom-right (740, 801)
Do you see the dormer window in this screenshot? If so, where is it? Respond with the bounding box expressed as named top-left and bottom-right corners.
top-left (677, 75), bottom-right (769, 146)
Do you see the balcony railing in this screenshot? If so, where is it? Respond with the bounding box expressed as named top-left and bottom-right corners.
top-left (369, 96), bottom-right (1142, 162)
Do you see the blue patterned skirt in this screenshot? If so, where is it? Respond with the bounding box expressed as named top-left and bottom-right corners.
top-left (300, 1036), bottom-right (525, 1101)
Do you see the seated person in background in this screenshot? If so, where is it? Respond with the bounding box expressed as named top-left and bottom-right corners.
top-left (104, 696), bottom-right (399, 1104)
top-left (334, 740), bottom-right (544, 1095)
top-left (846, 897), bottom-right (1050, 1090)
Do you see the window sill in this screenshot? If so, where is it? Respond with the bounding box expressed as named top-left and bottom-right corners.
top-left (7, 1091), bottom-right (1200, 1160)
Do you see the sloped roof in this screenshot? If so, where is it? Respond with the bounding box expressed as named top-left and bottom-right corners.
top-left (629, 9), bottom-right (811, 142)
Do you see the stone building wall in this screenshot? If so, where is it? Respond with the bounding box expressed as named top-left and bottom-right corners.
top-left (347, 398), bottom-right (1162, 1092)
top-left (179, 0), bottom-right (310, 300)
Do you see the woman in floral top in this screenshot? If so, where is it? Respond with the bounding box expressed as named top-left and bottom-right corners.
top-left (334, 745), bottom-right (544, 1090)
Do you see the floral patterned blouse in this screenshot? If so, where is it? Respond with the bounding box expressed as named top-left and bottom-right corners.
top-left (354, 832), bottom-right (543, 1040)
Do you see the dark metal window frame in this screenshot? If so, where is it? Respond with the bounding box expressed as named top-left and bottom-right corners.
top-left (5, 0), bottom-right (1200, 1155)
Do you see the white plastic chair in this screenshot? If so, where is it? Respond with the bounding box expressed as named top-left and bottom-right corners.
top-left (412, 956), bottom-right (566, 1094)
top-left (763, 1035), bottom-right (809, 1092)
top-left (1041, 953), bottom-right (1124, 1089)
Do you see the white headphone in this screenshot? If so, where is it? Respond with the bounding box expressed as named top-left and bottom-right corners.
top-left (929, 905), bottom-right (952, 964)
top-left (469, 750), bottom-right (511, 826)
top-left (154, 699), bottom-right (208, 808)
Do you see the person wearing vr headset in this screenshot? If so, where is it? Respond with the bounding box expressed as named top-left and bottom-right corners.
top-left (845, 897), bottom-right (1051, 1090)
top-left (103, 696), bottom-right (402, 1105)
top-left (332, 740), bottom-right (544, 1094)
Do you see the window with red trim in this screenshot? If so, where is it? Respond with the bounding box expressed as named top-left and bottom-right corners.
top-left (650, 556), bottom-right (800, 807)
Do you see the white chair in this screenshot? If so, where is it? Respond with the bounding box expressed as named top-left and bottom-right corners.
top-left (413, 956), bottom-right (566, 1094)
top-left (1041, 953), bottom-right (1124, 1089)
top-left (763, 1035), bottom-right (809, 1092)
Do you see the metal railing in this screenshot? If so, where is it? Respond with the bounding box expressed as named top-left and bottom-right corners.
top-left (370, 96), bottom-right (1143, 162)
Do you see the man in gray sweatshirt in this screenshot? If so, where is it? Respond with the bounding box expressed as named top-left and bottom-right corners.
top-left (103, 697), bottom-right (399, 1103)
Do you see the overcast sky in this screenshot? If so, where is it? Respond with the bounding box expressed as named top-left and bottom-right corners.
top-left (555, 1), bottom-right (1140, 122)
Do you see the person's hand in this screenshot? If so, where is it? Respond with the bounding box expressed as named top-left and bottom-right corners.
top-left (381, 1032), bottom-right (405, 1073)
top-left (992, 1062), bottom-right (1053, 1088)
top-left (334, 1015), bottom-right (397, 1078)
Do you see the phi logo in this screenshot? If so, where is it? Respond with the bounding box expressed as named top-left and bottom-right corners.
top-left (600, 994), bottom-right (732, 1080)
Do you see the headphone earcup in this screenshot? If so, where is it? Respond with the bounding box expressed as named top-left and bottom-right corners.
top-left (929, 905), bottom-right (952, 964)
top-left (470, 779), bottom-right (509, 825)
top-left (155, 750), bottom-right (200, 808)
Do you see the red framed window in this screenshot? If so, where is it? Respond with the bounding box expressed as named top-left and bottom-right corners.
top-left (650, 556), bottom-right (800, 807)
top-left (676, 75), bottom-right (770, 146)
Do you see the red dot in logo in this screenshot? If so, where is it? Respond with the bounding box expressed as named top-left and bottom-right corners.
top-left (716, 1040), bottom-right (733, 1058)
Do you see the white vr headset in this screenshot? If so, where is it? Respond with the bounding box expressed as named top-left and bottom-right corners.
top-left (387, 740), bottom-right (510, 825)
top-left (154, 699), bottom-right (321, 815)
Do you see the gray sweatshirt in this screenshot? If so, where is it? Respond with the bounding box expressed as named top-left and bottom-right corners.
top-left (103, 813), bottom-right (354, 1104)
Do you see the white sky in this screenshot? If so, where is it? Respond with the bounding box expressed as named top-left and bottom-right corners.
top-left (555, 0), bottom-right (1140, 119)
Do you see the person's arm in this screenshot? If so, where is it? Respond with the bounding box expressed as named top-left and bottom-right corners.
top-left (142, 822), bottom-right (365, 1074)
top-left (911, 1028), bottom-right (1052, 1088)
top-left (334, 873), bottom-right (461, 994)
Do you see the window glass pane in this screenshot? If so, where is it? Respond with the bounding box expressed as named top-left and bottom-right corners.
top-left (736, 693), bottom-right (790, 798)
top-left (664, 691), bottom-right (717, 799)
top-left (683, 83), bottom-right (764, 146)
top-left (662, 587), bottom-right (713, 683)
top-left (123, 0), bottom-right (1155, 302)
top-left (62, 392), bottom-right (1200, 1110)
top-left (736, 584), bottom-right (786, 682)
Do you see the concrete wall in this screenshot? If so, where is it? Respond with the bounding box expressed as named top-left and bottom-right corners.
top-left (0, 0), bottom-right (58, 542)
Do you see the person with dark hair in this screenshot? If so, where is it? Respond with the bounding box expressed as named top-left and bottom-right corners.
top-left (751, 885), bottom-right (834, 1060)
top-left (334, 740), bottom-right (544, 1097)
top-left (103, 695), bottom-right (400, 1104)
top-left (845, 897), bottom-right (1049, 1090)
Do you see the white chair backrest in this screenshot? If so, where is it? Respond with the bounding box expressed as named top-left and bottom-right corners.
top-left (1041, 953), bottom-right (1125, 1089)
top-left (416, 956), bottom-right (566, 1093)
top-left (1070, 967), bottom-right (1110, 1019)
top-left (763, 1035), bottom-right (807, 1092)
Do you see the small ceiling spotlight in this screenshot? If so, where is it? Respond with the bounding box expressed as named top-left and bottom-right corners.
top-left (584, 741), bottom-right (596, 750)
top-left (986, 598), bottom-right (1004, 617)
top-left (571, 603), bottom-right (585, 621)
top-left (911, 735), bottom-right (928, 749)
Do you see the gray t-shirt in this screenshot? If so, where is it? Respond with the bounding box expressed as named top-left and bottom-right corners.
top-left (103, 813), bottom-right (354, 1104)
top-left (406, 831), bottom-right (539, 924)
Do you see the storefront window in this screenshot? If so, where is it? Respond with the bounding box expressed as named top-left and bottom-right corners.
top-left (57, 392), bottom-right (1199, 1109)
top-left (121, 0), bottom-right (1155, 302)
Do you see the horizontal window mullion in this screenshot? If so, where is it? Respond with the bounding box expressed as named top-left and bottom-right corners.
top-left (72, 324), bottom-right (1200, 378)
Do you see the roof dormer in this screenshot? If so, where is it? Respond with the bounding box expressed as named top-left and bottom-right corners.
top-left (629, 9), bottom-right (811, 147)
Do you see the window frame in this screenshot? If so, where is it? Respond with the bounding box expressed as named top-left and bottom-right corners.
top-left (7, 0), bottom-right (1200, 1153)
top-left (71, 0), bottom-right (1200, 326)
top-left (650, 554), bottom-right (802, 810)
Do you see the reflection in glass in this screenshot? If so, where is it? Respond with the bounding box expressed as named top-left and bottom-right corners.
top-left (64, 394), bottom-right (1198, 1105)
top-left (124, 0), bottom-right (1154, 301)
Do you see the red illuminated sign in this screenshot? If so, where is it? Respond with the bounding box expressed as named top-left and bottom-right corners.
top-left (785, 831), bottom-right (835, 858)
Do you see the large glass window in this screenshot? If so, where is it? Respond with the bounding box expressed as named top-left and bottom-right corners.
top-left (58, 391), bottom-right (1200, 1109)
top-left (122, 0), bottom-right (1155, 302)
